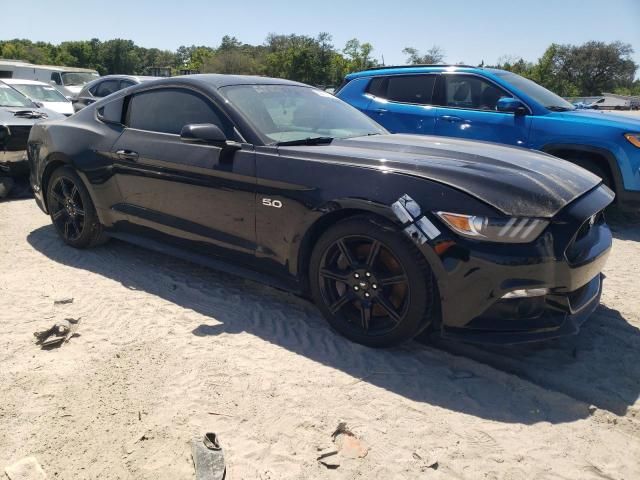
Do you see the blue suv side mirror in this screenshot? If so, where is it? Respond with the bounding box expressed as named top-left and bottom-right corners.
top-left (497, 97), bottom-right (528, 115)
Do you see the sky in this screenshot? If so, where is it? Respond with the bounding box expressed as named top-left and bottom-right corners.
top-left (2, 0), bottom-right (640, 70)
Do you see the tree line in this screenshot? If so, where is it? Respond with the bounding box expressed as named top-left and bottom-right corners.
top-left (1, 36), bottom-right (638, 95)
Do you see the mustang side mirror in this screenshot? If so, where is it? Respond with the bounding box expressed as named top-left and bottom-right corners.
top-left (497, 97), bottom-right (528, 115)
top-left (180, 123), bottom-right (242, 163)
top-left (180, 123), bottom-right (227, 146)
top-left (180, 123), bottom-right (242, 150)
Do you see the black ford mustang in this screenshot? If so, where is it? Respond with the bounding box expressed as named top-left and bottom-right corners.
top-left (27, 75), bottom-right (614, 347)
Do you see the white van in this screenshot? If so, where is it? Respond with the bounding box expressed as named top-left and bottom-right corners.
top-left (0, 60), bottom-right (99, 99)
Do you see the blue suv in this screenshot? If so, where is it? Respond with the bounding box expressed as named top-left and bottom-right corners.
top-left (336, 66), bottom-right (640, 211)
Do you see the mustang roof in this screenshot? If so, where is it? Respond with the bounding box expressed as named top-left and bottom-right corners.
top-left (152, 74), bottom-right (308, 89)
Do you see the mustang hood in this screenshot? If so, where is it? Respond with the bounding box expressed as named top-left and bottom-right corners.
top-left (280, 134), bottom-right (605, 218)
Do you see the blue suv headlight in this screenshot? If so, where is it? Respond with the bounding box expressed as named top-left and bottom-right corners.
top-left (624, 133), bottom-right (640, 148)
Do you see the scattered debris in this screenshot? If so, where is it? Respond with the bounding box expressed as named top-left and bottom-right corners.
top-left (207, 411), bottom-right (234, 418)
top-left (413, 449), bottom-right (439, 470)
top-left (331, 422), bottom-right (350, 439)
top-left (317, 450), bottom-right (340, 469)
top-left (34, 318), bottom-right (81, 348)
top-left (53, 297), bottom-right (74, 305)
top-left (192, 433), bottom-right (226, 480)
top-left (4, 456), bottom-right (47, 480)
top-left (331, 422), bottom-right (369, 459)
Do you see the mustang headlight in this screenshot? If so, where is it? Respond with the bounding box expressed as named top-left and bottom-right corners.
top-left (624, 133), bottom-right (640, 148)
top-left (435, 212), bottom-right (549, 243)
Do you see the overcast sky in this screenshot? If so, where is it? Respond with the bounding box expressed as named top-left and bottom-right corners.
top-left (3, 0), bottom-right (639, 70)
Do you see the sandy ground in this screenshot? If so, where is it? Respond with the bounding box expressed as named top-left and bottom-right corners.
top-left (1, 198), bottom-right (639, 480)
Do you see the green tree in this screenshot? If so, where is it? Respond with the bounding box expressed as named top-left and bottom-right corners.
top-left (402, 46), bottom-right (445, 64)
top-left (343, 39), bottom-right (377, 71)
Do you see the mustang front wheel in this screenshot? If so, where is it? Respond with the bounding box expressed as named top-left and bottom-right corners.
top-left (310, 215), bottom-right (435, 347)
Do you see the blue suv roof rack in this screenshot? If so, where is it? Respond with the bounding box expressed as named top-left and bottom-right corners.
top-left (365, 64), bottom-right (479, 71)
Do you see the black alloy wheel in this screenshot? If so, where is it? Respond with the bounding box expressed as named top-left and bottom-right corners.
top-left (49, 176), bottom-right (86, 242)
top-left (46, 166), bottom-right (108, 248)
top-left (310, 216), bottom-right (435, 347)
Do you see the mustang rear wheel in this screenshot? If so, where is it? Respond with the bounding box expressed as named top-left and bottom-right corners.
top-left (310, 215), bottom-right (435, 347)
top-left (46, 166), bottom-right (108, 248)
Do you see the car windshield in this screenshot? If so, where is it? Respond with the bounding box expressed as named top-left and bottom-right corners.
top-left (494, 71), bottom-right (575, 111)
top-left (221, 84), bottom-right (387, 144)
top-left (0, 84), bottom-right (34, 108)
top-left (11, 84), bottom-right (69, 103)
top-left (61, 72), bottom-right (99, 86)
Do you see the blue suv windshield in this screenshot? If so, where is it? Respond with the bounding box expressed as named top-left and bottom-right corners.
top-left (494, 71), bottom-right (575, 111)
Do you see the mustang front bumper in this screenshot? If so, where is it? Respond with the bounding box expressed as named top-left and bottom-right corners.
top-left (433, 185), bottom-right (614, 344)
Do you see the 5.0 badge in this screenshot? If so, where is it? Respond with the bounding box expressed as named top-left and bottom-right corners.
top-left (262, 198), bottom-right (283, 208)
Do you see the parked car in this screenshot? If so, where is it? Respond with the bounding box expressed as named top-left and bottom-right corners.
top-left (2, 79), bottom-right (74, 116)
top-left (0, 60), bottom-right (99, 99)
top-left (28, 74), bottom-right (613, 347)
top-left (73, 75), bottom-right (160, 112)
top-left (336, 65), bottom-right (640, 211)
top-left (1, 82), bottom-right (65, 196)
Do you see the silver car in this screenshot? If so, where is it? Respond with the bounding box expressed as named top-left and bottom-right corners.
top-left (73, 75), bottom-right (160, 112)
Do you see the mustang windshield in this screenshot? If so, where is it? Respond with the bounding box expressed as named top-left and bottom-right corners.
top-left (221, 84), bottom-right (386, 144)
top-left (494, 71), bottom-right (575, 111)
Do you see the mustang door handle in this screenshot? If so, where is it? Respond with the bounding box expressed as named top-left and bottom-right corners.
top-left (438, 115), bottom-right (464, 123)
top-left (115, 149), bottom-right (139, 161)
top-left (373, 108), bottom-right (388, 114)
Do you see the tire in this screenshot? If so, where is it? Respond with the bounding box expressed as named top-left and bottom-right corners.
top-left (309, 215), bottom-right (436, 347)
top-left (556, 152), bottom-right (613, 190)
top-left (46, 165), bottom-right (108, 248)
top-left (574, 160), bottom-right (612, 190)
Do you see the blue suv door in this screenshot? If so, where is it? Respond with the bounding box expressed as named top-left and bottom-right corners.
top-left (434, 73), bottom-right (531, 147)
top-left (362, 74), bottom-right (438, 135)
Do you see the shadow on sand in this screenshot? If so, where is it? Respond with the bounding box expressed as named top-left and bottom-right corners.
top-left (607, 207), bottom-right (640, 241)
top-left (0, 176), bottom-right (32, 202)
top-left (27, 224), bottom-right (640, 425)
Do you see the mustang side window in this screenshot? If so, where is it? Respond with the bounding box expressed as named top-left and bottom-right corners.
top-left (443, 75), bottom-right (512, 111)
top-left (125, 88), bottom-right (232, 137)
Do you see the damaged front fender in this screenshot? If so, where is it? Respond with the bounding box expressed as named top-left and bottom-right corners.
top-left (391, 194), bottom-right (441, 246)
